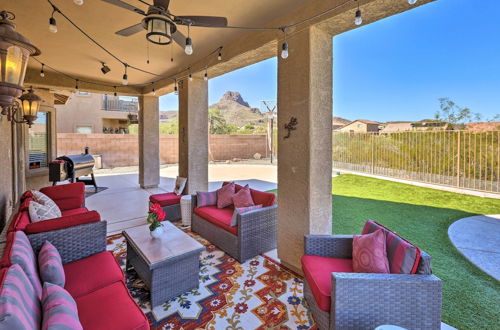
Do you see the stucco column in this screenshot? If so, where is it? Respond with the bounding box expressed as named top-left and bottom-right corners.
top-left (178, 77), bottom-right (208, 193)
top-left (277, 25), bottom-right (333, 273)
top-left (138, 95), bottom-right (160, 188)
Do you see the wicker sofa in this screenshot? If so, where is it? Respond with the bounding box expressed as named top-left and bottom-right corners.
top-left (302, 221), bottom-right (442, 330)
top-left (191, 184), bottom-right (277, 262)
top-left (7, 182), bottom-right (103, 242)
top-left (0, 224), bottom-right (149, 329)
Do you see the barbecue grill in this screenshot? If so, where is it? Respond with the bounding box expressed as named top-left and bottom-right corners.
top-left (49, 147), bottom-right (97, 189)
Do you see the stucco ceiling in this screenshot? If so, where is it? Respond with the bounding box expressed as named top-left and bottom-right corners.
top-left (5, 0), bottom-right (308, 87)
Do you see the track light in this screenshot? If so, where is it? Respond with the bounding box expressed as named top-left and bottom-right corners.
top-left (281, 42), bottom-right (289, 59)
top-left (40, 64), bottom-right (45, 77)
top-left (122, 64), bottom-right (128, 85)
top-left (101, 63), bottom-right (111, 75)
top-left (408, 0), bottom-right (417, 4)
top-left (74, 0), bottom-right (84, 5)
top-left (49, 17), bottom-right (57, 33)
top-left (355, 9), bottom-right (362, 25)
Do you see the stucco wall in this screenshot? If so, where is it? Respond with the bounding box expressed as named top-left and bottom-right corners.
top-left (57, 134), bottom-right (267, 168)
top-left (0, 118), bottom-right (13, 230)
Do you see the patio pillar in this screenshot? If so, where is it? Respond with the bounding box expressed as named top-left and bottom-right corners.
top-left (277, 25), bottom-right (333, 273)
top-left (138, 95), bottom-right (160, 188)
top-left (178, 76), bottom-right (208, 193)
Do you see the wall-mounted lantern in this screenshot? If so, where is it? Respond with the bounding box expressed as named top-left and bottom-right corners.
top-left (0, 10), bottom-right (41, 126)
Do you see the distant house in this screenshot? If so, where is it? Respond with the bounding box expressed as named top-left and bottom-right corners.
top-left (466, 122), bottom-right (500, 132)
top-left (413, 119), bottom-right (452, 130)
top-left (379, 121), bottom-right (415, 133)
top-left (339, 119), bottom-right (381, 133)
top-left (332, 116), bottom-right (350, 130)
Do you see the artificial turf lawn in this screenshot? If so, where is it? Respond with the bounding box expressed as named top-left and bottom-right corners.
top-left (330, 174), bottom-right (500, 330)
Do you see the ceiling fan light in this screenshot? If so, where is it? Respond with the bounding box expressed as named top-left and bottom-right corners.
top-left (185, 37), bottom-right (193, 55)
top-left (146, 16), bottom-right (173, 45)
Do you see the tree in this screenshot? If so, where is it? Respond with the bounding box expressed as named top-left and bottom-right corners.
top-left (208, 108), bottom-right (236, 134)
top-left (435, 98), bottom-right (500, 129)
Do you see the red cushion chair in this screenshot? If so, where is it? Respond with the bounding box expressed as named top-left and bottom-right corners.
top-left (191, 183), bottom-right (277, 262)
top-left (301, 221), bottom-right (442, 330)
top-left (148, 192), bottom-right (183, 221)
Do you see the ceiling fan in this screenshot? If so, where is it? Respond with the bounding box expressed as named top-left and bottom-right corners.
top-left (101, 0), bottom-right (228, 48)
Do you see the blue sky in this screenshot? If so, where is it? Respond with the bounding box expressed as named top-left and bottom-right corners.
top-left (160, 0), bottom-right (500, 122)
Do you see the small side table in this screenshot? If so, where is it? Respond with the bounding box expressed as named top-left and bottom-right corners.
top-left (180, 195), bottom-right (192, 226)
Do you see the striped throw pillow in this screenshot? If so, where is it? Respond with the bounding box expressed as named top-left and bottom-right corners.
top-left (38, 241), bottom-right (65, 287)
top-left (10, 231), bottom-right (43, 299)
top-left (231, 205), bottom-right (263, 226)
top-left (31, 190), bottom-right (62, 218)
top-left (42, 282), bottom-right (83, 330)
top-left (0, 264), bottom-right (42, 329)
top-left (362, 220), bottom-right (421, 274)
top-left (197, 191), bottom-right (218, 207)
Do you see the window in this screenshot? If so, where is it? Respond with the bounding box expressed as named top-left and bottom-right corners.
top-left (76, 125), bottom-right (92, 134)
top-left (77, 91), bottom-right (90, 96)
top-left (28, 112), bottom-right (49, 169)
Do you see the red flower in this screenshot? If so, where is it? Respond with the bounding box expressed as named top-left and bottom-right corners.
top-left (234, 303), bottom-right (248, 314)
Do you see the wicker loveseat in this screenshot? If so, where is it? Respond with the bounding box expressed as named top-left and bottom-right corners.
top-left (302, 220), bottom-right (442, 330)
top-left (7, 183), bottom-right (103, 243)
top-left (191, 184), bottom-right (277, 262)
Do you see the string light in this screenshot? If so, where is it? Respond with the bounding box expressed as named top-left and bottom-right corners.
top-left (408, 0), bottom-right (417, 4)
top-left (354, 1), bottom-right (362, 25)
top-left (280, 28), bottom-right (288, 59)
top-left (185, 24), bottom-right (193, 55)
top-left (73, 0), bottom-right (84, 5)
top-left (75, 79), bottom-right (79, 90)
top-left (218, 51), bottom-right (222, 61)
top-left (188, 73), bottom-right (193, 82)
top-left (122, 64), bottom-right (128, 85)
top-left (40, 64), bottom-right (45, 77)
top-left (204, 67), bottom-right (208, 81)
top-left (170, 42), bottom-right (174, 62)
top-left (49, 16), bottom-right (57, 33)
top-left (174, 79), bottom-right (178, 94)
top-left (113, 86), bottom-right (117, 97)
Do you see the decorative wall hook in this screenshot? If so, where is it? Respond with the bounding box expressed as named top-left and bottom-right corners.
top-left (284, 117), bottom-right (298, 139)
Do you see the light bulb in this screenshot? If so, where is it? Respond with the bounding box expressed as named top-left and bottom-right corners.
top-left (74, 0), bottom-right (84, 5)
top-left (281, 42), bottom-right (289, 59)
top-left (49, 17), bottom-right (58, 33)
top-left (40, 69), bottom-right (45, 78)
top-left (185, 37), bottom-right (193, 55)
top-left (188, 74), bottom-right (193, 82)
top-left (355, 9), bottom-right (363, 25)
top-left (218, 52), bottom-right (222, 61)
top-left (152, 88), bottom-right (156, 96)
top-left (122, 74), bottom-right (128, 85)
top-left (204, 72), bottom-right (208, 81)
top-left (408, 0), bottom-right (417, 4)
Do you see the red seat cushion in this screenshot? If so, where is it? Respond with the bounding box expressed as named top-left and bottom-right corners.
top-left (194, 206), bottom-right (237, 235)
top-left (61, 207), bottom-right (89, 217)
top-left (301, 255), bottom-right (354, 312)
top-left (40, 183), bottom-right (85, 211)
top-left (7, 211), bottom-right (30, 232)
top-left (24, 211), bottom-right (101, 235)
top-left (76, 281), bottom-right (149, 330)
top-left (63, 251), bottom-right (124, 298)
top-left (149, 192), bottom-right (182, 207)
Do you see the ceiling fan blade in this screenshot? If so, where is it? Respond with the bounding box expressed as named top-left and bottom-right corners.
top-left (101, 0), bottom-right (146, 15)
top-left (153, 0), bottom-right (169, 9)
top-left (172, 30), bottom-right (187, 47)
top-left (175, 16), bottom-right (228, 27)
top-left (115, 23), bottom-right (144, 36)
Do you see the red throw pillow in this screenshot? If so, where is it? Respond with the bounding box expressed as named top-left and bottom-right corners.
top-left (352, 229), bottom-right (390, 273)
top-left (232, 185), bottom-right (255, 208)
top-left (216, 182), bottom-right (236, 209)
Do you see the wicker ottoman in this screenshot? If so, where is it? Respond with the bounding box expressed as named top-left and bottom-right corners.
top-left (123, 222), bottom-right (204, 307)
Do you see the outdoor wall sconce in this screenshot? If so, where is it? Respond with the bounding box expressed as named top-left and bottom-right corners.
top-left (284, 117), bottom-right (298, 139)
top-left (0, 10), bottom-right (41, 125)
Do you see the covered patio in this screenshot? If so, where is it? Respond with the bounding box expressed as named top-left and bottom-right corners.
top-left (0, 0), bottom-right (452, 329)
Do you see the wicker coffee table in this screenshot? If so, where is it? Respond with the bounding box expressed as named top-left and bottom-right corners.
top-left (123, 222), bottom-right (204, 307)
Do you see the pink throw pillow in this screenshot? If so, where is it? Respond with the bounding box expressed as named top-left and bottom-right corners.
top-left (217, 182), bottom-right (236, 208)
top-left (352, 229), bottom-right (390, 273)
top-left (232, 185), bottom-right (255, 208)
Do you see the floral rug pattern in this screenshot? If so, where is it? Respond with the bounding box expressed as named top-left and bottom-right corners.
top-left (107, 225), bottom-right (317, 330)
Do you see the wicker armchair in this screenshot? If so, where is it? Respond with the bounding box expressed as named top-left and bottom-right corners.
top-left (303, 235), bottom-right (442, 330)
top-left (191, 194), bottom-right (277, 263)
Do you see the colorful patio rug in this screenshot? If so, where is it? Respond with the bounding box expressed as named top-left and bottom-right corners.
top-left (107, 226), bottom-right (317, 330)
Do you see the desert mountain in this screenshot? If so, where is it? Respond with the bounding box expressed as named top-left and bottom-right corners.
top-left (210, 91), bottom-right (265, 127)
